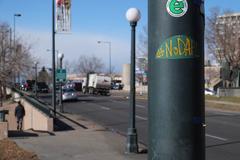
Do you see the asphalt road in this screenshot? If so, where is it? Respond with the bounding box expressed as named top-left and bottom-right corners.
top-left (40, 93), bottom-right (240, 160)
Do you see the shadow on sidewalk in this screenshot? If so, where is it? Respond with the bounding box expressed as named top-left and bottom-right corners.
top-left (54, 118), bottom-right (75, 132)
top-left (8, 130), bottom-right (39, 138)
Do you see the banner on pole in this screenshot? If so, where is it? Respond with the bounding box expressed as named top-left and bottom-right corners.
top-left (56, 0), bottom-right (71, 33)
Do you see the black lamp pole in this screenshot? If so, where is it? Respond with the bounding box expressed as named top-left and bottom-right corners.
top-left (35, 62), bottom-right (38, 98)
top-left (59, 55), bottom-right (64, 113)
top-left (52, 0), bottom-right (56, 117)
top-left (126, 7), bottom-right (141, 152)
top-left (126, 21), bottom-right (138, 153)
top-left (13, 13), bottom-right (21, 84)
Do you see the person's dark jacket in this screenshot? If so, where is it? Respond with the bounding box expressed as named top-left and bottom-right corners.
top-left (15, 104), bottom-right (25, 118)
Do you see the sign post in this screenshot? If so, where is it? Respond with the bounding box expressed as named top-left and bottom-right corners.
top-left (148, 0), bottom-right (205, 159)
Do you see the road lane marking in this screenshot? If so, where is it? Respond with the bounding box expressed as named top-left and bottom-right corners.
top-left (136, 115), bottom-right (148, 121)
top-left (101, 107), bottom-right (110, 111)
top-left (136, 104), bottom-right (146, 109)
top-left (110, 100), bottom-right (146, 109)
top-left (206, 134), bottom-right (227, 141)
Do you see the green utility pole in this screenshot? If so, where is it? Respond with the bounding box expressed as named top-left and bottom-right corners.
top-left (148, 0), bottom-right (205, 160)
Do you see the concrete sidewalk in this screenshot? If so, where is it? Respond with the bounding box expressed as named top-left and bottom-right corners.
top-left (12, 114), bottom-right (147, 160)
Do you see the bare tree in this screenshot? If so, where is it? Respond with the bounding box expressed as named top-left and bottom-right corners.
top-left (75, 55), bottom-right (104, 75)
top-left (0, 22), bottom-right (34, 101)
top-left (206, 8), bottom-right (240, 67)
top-left (138, 25), bottom-right (148, 57)
top-left (137, 25), bottom-right (148, 78)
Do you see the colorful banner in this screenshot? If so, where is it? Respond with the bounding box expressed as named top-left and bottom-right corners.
top-left (56, 0), bottom-right (71, 33)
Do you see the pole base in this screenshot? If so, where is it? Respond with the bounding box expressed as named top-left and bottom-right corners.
top-left (126, 128), bottom-right (138, 153)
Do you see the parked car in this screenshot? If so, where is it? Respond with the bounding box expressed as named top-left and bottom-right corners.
top-left (62, 88), bottom-right (78, 101)
top-left (205, 88), bottom-right (215, 95)
top-left (20, 81), bottom-right (32, 91)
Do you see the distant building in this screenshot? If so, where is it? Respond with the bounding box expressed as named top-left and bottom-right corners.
top-left (216, 13), bottom-right (240, 57)
top-left (122, 64), bottom-right (130, 90)
top-left (215, 13), bottom-right (240, 89)
top-left (216, 13), bottom-right (240, 35)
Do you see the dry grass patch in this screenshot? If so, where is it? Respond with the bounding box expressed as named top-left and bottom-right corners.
top-left (0, 139), bottom-right (39, 160)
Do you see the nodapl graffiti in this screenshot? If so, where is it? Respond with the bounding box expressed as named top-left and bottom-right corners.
top-left (155, 35), bottom-right (198, 59)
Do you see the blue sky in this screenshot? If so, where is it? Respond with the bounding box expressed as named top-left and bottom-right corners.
top-left (0, 0), bottom-right (240, 73)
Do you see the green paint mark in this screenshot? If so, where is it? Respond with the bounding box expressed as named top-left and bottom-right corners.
top-left (155, 35), bottom-right (198, 59)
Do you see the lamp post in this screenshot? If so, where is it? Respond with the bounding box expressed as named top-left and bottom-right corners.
top-left (13, 13), bottom-right (21, 84)
top-left (13, 13), bottom-right (21, 49)
top-left (34, 62), bottom-right (38, 98)
top-left (97, 41), bottom-right (112, 75)
top-left (47, 48), bottom-right (59, 116)
top-left (125, 8), bottom-right (141, 153)
top-left (58, 52), bottom-right (64, 113)
top-left (52, 0), bottom-right (57, 118)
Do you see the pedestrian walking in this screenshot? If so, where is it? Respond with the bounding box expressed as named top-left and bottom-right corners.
top-left (15, 101), bottom-right (25, 131)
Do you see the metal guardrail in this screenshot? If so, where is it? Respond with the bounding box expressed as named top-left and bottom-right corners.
top-left (11, 88), bottom-right (52, 117)
top-left (11, 87), bottom-right (88, 129)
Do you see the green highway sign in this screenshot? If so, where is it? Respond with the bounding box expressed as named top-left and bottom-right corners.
top-left (56, 69), bottom-right (66, 82)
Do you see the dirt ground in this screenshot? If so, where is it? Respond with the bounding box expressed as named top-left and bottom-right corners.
top-left (0, 139), bottom-right (39, 160)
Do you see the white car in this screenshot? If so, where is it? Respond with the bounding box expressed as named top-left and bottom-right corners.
top-left (205, 88), bottom-right (215, 95)
top-left (62, 88), bottom-right (78, 101)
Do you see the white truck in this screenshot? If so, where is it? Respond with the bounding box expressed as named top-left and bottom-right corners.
top-left (82, 74), bottom-right (111, 95)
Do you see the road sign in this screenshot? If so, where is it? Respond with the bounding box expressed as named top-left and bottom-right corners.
top-left (56, 69), bottom-right (66, 82)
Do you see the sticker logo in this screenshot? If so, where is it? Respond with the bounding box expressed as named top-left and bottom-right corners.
top-left (155, 35), bottom-right (198, 59)
top-left (166, 0), bottom-right (188, 17)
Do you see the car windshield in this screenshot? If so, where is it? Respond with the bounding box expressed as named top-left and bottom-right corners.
top-left (63, 88), bottom-right (75, 93)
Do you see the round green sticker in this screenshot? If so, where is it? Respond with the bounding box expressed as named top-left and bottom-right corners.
top-left (166, 0), bottom-right (188, 17)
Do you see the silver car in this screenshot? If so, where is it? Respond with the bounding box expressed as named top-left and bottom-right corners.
top-left (62, 88), bottom-right (78, 101)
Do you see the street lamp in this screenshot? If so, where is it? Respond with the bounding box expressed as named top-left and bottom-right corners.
top-left (125, 8), bottom-right (141, 153)
top-left (13, 13), bottom-right (21, 84)
top-left (57, 52), bottom-right (64, 113)
top-left (49, 0), bottom-right (57, 115)
top-left (97, 41), bottom-right (112, 75)
top-left (58, 53), bottom-right (64, 68)
top-left (34, 61), bottom-right (38, 98)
